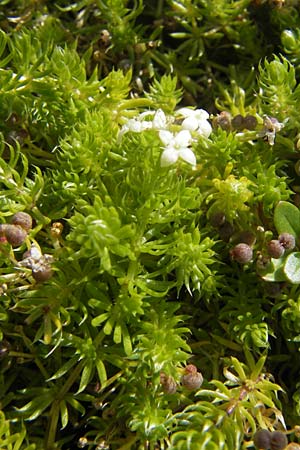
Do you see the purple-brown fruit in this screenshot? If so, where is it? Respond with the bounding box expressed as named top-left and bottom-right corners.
top-left (253, 429), bottom-right (272, 449)
top-left (11, 212), bottom-right (32, 232)
top-left (267, 240), bottom-right (285, 259)
top-left (270, 431), bottom-right (288, 450)
top-left (230, 243), bottom-right (253, 264)
top-left (278, 233), bottom-right (295, 250)
top-left (5, 225), bottom-right (27, 247)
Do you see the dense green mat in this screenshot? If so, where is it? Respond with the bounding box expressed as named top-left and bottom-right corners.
top-left (1, 1), bottom-right (300, 449)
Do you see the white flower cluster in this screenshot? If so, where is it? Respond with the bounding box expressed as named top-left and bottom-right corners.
top-left (119, 108), bottom-right (212, 168)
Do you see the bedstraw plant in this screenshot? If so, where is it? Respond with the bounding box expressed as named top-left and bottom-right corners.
top-left (1, 0), bottom-right (300, 449)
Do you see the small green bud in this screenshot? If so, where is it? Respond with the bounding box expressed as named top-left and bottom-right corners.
top-left (281, 30), bottom-right (298, 51)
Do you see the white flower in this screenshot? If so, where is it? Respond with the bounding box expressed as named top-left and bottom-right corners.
top-left (159, 129), bottom-right (196, 167)
top-left (176, 107), bottom-right (212, 138)
top-left (118, 109), bottom-right (169, 141)
top-left (152, 109), bottom-right (168, 130)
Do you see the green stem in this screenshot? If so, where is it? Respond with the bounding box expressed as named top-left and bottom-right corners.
top-left (45, 361), bottom-right (85, 449)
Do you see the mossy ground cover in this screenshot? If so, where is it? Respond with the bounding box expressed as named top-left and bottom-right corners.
top-left (1, 1), bottom-right (300, 449)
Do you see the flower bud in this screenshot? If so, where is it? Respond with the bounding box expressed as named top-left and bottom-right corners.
top-left (281, 30), bottom-right (298, 51)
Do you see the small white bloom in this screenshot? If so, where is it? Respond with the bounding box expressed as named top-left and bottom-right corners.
top-left (152, 109), bottom-right (168, 130)
top-left (118, 109), bottom-right (169, 141)
top-left (176, 107), bottom-right (212, 138)
top-left (159, 130), bottom-right (196, 167)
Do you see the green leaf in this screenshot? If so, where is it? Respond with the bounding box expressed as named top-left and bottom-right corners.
top-left (59, 400), bottom-right (69, 430)
top-left (258, 256), bottom-right (287, 282)
top-left (283, 252), bottom-right (300, 283)
top-left (274, 201), bottom-right (300, 238)
top-left (77, 361), bottom-right (93, 394)
top-left (47, 357), bottom-right (78, 381)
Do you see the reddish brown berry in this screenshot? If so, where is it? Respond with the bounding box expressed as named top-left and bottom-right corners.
top-left (253, 429), bottom-right (272, 449)
top-left (11, 212), bottom-right (32, 232)
top-left (270, 431), bottom-right (288, 450)
top-left (5, 225), bottom-right (27, 247)
top-left (278, 233), bottom-right (295, 250)
top-left (230, 243), bottom-right (253, 264)
top-left (32, 265), bottom-right (53, 282)
top-left (181, 364), bottom-right (203, 390)
top-left (267, 240), bottom-right (285, 259)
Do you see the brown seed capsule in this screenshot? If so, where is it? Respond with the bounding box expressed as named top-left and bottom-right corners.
top-left (32, 265), bottom-right (53, 282)
top-left (11, 212), bottom-right (32, 232)
top-left (230, 243), bottom-right (253, 264)
top-left (213, 111), bottom-right (232, 131)
top-left (244, 115), bottom-right (258, 130)
top-left (232, 114), bottom-right (245, 131)
top-left (253, 429), bottom-right (272, 449)
top-left (235, 230), bottom-right (257, 247)
top-left (219, 221), bottom-right (235, 242)
top-left (278, 233), bottom-right (296, 250)
top-left (5, 225), bottom-right (27, 247)
top-left (267, 240), bottom-right (285, 259)
top-left (181, 364), bottom-right (203, 390)
top-left (209, 211), bottom-right (226, 228)
top-left (270, 431), bottom-right (288, 450)
top-left (160, 372), bottom-right (177, 394)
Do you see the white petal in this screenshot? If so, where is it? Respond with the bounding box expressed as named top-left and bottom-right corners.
top-left (196, 120), bottom-right (212, 138)
top-left (160, 147), bottom-right (178, 166)
top-left (159, 130), bottom-right (173, 145)
top-left (194, 109), bottom-right (210, 120)
top-left (176, 107), bottom-right (194, 117)
top-left (181, 116), bottom-right (199, 131)
top-left (139, 110), bottom-right (156, 119)
top-left (152, 109), bottom-right (167, 129)
top-left (174, 130), bottom-right (192, 147)
top-left (178, 148), bottom-right (196, 166)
